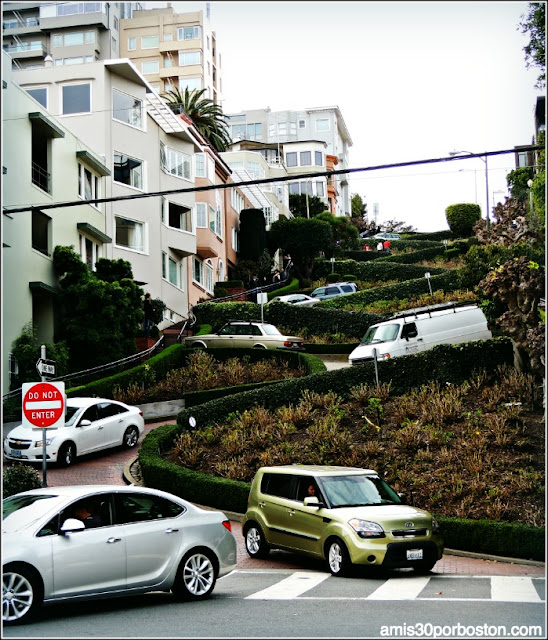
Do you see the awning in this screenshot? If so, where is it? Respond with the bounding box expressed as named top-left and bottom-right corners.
top-left (76, 150), bottom-right (110, 176)
top-left (28, 112), bottom-right (65, 138)
top-left (29, 281), bottom-right (58, 295)
top-left (77, 222), bottom-right (111, 244)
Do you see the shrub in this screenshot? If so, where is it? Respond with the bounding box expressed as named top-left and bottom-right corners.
top-left (3, 464), bottom-right (42, 498)
top-left (326, 272), bottom-right (342, 283)
top-left (445, 203), bottom-right (481, 237)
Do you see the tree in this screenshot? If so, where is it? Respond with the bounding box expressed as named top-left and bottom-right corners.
top-left (506, 167), bottom-right (535, 202)
top-left (381, 219), bottom-right (417, 233)
top-left (288, 193), bottom-right (327, 218)
top-left (315, 212), bottom-right (359, 252)
top-left (162, 87), bottom-right (232, 152)
top-left (53, 246), bottom-right (145, 370)
top-left (268, 217), bottom-right (333, 284)
top-left (445, 203), bottom-right (481, 237)
top-left (351, 193), bottom-right (367, 220)
top-left (519, 2), bottom-right (546, 89)
top-left (238, 209), bottom-right (268, 261)
top-left (473, 197), bottom-right (539, 247)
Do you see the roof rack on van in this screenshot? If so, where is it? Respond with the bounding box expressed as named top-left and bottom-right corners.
top-left (389, 301), bottom-right (476, 321)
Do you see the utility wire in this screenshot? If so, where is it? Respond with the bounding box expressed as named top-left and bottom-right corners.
top-left (3, 146), bottom-right (543, 214)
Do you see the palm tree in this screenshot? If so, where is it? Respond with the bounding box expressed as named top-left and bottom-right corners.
top-left (162, 87), bottom-right (232, 152)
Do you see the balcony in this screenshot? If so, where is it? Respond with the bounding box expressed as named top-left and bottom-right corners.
top-left (32, 162), bottom-right (50, 194)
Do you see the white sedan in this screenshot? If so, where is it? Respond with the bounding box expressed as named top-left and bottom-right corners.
top-left (3, 397), bottom-right (145, 467)
top-left (2, 485), bottom-right (237, 625)
top-left (269, 294), bottom-right (320, 307)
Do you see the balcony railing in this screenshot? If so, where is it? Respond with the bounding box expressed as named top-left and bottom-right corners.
top-left (32, 162), bottom-right (51, 193)
top-left (3, 41), bottom-right (43, 53)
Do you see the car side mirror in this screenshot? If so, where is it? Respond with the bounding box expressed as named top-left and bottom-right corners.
top-left (397, 492), bottom-right (407, 504)
top-left (304, 496), bottom-right (323, 508)
top-left (60, 518), bottom-right (86, 534)
top-left (78, 419), bottom-right (92, 428)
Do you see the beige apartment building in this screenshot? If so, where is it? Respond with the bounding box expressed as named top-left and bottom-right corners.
top-left (120, 3), bottom-right (221, 102)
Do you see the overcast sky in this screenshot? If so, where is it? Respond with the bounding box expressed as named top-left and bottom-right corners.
top-left (152, 1), bottom-right (541, 231)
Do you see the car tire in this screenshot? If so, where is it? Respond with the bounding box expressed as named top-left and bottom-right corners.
top-left (123, 426), bottom-right (140, 448)
top-left (2, 564), bottom-right (43, 626)
top-left (171, 549), bottom-right (217, 601)
top-left (57, 442), bottom-right (76, 467)
top-left (326, 538), bottom-right (352, 577)
top-left (244, 523), bottom-right (270, 558)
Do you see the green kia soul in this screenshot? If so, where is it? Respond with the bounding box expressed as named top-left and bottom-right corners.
top-left (242, 465), bottom-right (444, 575)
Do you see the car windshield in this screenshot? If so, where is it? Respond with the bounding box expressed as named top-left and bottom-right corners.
top-left (261, 324), bottom-right (282, 336)
top-left (65, 405), bottom-right (83, 426)
top-left (361, 324), bottom-right (400, 344)
top-left (2, 494), bottom-right (62, 533)
top-left (320, 475), bottom-right (402, 507)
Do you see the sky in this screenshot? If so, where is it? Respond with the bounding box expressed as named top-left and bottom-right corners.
top-left (149, 1), bottom-right (542, 231)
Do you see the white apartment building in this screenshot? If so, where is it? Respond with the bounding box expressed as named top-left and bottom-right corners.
top-left (120, 3), bottom-right (221, 102)
top-left (2, 2), bottom-right (142, 70)
top-left (225, 106), bottom-right (353, 217)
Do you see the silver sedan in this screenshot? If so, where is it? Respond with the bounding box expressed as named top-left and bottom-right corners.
top-left (2, 485), bottom-right (237, 625)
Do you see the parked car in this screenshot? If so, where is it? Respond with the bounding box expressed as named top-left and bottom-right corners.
top-left (184, 320), bottom-right (305, 351)
top-left (310, 282), bottom-right (358, 301)
top-left (269, 294), bottom-right (320, 307)
top-left (2, 484), bottom-right (237, 625)
top-left (242, 465), bottom-right (444, 576)
top-left (348, 302), bottom-right (492, 365)
top-left (372, 232), bottom-right (401, 241)
top-left (3, 397), bottom-right (145, 467)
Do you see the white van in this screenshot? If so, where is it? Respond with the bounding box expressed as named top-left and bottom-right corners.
top-left (349, 302), bottom-right (492, 365)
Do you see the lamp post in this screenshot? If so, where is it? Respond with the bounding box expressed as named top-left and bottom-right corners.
top-left (449, 150), bottom-right (490, 232)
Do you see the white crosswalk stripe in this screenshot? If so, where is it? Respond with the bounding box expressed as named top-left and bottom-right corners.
top-left (246, 571), bottom-right (330, 599)
top-left (490, 576), bottom-right (543, 602)
top-left (366, 576), bottom-right (430, 600)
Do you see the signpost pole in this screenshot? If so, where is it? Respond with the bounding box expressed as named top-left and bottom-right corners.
top-left (40, 345), bottom-right (47, 487)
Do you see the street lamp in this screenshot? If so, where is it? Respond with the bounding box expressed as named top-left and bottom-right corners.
top-left (449, 150), bottom-right (490, 232)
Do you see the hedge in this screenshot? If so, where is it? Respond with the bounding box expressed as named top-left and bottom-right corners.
top-left (313, 259), bottom-right (448, 281)
top-left (140, 338), bottom-right (514, 513)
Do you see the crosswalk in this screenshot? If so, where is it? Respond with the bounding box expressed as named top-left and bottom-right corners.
top-left (223, 571), bottom-right (546, 603)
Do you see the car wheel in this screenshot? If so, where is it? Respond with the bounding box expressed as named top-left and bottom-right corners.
top-left (57, 442), bottom-right (76, 467)
top-left (326, 538), bottom-right (351, 576)
top-left (123, 426), bottom-right (140, 448)
top-left (244, 523), bottom-right (270, 558)
top-left (2, 564), bottom-right (43, 626)
top-left (172, 550), bottom-right (217, 601)
top-left (252, 344), bottom-right (267, 349)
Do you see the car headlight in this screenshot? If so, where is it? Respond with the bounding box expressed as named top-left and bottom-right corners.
top-left (348, 518), bottom-right (385, 538)
top-left (34, 437), bottom-right (55, 448)
top-left (431, 517), bottom-right (440, 534)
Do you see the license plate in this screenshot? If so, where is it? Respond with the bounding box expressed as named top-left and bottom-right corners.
top-left (407, 548), bottom-right (423, 560)
top-left (10, 449), bottom-right (23, 458)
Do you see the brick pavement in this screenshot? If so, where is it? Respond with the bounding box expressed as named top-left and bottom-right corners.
top-left (16, 419), bottom-right (545, 578)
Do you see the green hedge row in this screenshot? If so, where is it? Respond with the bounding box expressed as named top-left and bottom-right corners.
top-left (437, 516), bottom-right (545, 562)
top-left (140, 338), bottom-right (514, 513)
top-left (313, 259), bottom-right (448, 282)
top-left (319, 271), bottom-right (462, 309)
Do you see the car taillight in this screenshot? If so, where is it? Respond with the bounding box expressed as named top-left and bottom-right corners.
top-left (284, 341), bottom-right (292, 347)
top-left (222, 520), bottom-right (232, 532)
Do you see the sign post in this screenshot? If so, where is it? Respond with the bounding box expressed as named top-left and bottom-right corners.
top-left (22, 371), bottom-right (65, 487)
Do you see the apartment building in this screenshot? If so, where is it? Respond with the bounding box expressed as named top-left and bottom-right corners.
top-left (225, 106), bottom-right (353, 217)
top-left (2, 2), bottom-right (142, 70)
top-left (120, 3), bottom-right (221, 102)
top-left (2, 51), bottom-right (113, 395)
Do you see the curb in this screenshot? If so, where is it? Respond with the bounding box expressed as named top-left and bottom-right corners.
top-left (123, 456), bottom-right (545, 569)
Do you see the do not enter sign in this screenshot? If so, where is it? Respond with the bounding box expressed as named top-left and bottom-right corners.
top-left (22, 382), bottom-right (66, 429)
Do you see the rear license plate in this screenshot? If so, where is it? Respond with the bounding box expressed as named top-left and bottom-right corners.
top-left (407, 548), bottom-right (423, 560)
top-left (10, 449), bottom-right (23, 458)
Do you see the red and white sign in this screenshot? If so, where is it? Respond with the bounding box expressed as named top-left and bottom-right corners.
top-left (22, 382), bottom-right (66, 429)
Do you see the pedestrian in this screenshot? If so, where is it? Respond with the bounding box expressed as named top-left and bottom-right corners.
top-left (383, 239), bottom-right (391, 252)
top-left (249, 274), bottom-right (260, 302)
top-left (272, 270), bottom-right (281, 288)
top-left (376, 241), bottom-right (384, 252)
top-left (143, 293), bottom-right (154, 337)
top-left (363, 244), bottom-right (371, 252)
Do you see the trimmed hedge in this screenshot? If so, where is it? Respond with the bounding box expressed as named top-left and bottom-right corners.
top-left (266, 277), bottom-right (300, 300)
top-left (313, 259), bottom-right (448, 281)
top-left (437, 516), bottom-right (545, 562)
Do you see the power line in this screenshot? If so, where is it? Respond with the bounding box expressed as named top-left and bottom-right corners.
top-left (3, 146), bottom-right (542, 214)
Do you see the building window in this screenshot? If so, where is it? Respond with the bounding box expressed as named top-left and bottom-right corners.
top-left (56, 2), bottom-right (102, 16)
top-left (78, 163), bottom-right (101, 207)
top-left (162, 199), bottom-right (193, 232)
top-left (213, 191), bottom-right (223, 237)
top-left (162, 252), bottom-right (182, 288)
top-left (160, 143), bottom-right (191, 180)
top-left (195, 202), bottom-right (208, 228)
top-left (8, 353), bottom-right (18, 390)
top-left (178, 26), bottom-right (200, 40)
top-left (113, 16), bottom-right (119, 31)
top-left (55, 56), bottom-right (94, 66)
top-left (193, 257), bottom-right (203, 285)
top-left (285, 152), bottom-right (297, 167)
top-left (141, 35), bottom-right (159, 49)
top-left (299, 119), bottom-right (306, 128)
top-left (113, 152), bottom-right (143, 190)
top-left (141, 60), bottom-right (159, 75)
top-left (300, 151), bottom-right (311, 166)
top-left (30, 121), bottom-right (52, 194)
top-left (164, 33), bottom-right (173, 41)
top-left (195, 153), bottom-right (205, 177)
top-left (32, 210), bottom-right (51, 256)
top-left (231, 187), bottom-right (244, 213)
top-left (61, 82), bottom-right (91, 115)
top-left (26, 87), bottom-right (47, 108)
top-left (278, 122), bottom-right (287, 135)
top-left (316, 118), bottom-right (330, 132)
top-left (289, 182), bottom-right (299, 195)
top-left (231, 226), bottom-right (238, 252)
top-left (178, 51), bottom-right (200, 66)
top-left (205, 260), bottom-right (214, 293)
top-left (115, 216), bottom-right (144, 251)
top-left (316, 181), bottom-right (325, 197)
top-left (128, 37), bottom-right (136, 50)
top-left (113, 89), bottom-right (143, 128)
top-left (80, 234), bottom-right (100, 270)
top-left (315, 151), bottom-right (323, 166)
top-left (180, 77), bottom-right (201, 92)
